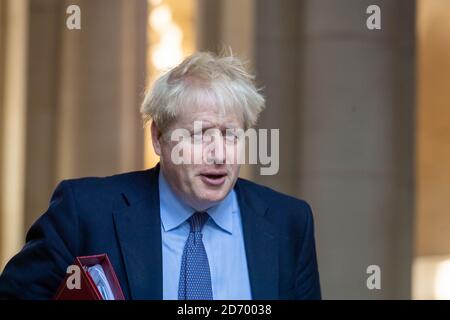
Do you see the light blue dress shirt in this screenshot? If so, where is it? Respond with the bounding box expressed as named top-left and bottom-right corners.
top-left (159, 171), bottom-right (252, 300)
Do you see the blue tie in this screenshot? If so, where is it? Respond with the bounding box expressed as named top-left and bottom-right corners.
top-left (178, 211), bottom-right (213, 300)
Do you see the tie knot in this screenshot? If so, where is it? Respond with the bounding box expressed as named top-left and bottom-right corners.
top-left (189, 211), bottom-right (209, 232)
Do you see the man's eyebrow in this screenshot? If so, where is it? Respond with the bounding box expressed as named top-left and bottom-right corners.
top-left (185, 121), bottom-right (240, 132)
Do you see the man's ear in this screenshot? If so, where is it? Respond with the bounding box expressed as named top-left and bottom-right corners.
top-left (151, 121), bottom-right (162, 156)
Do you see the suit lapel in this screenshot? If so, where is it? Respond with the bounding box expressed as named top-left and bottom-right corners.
top-left (235, 179), bottom-right (279, 300)
top-left (112, 166), bottom-right (162, 300)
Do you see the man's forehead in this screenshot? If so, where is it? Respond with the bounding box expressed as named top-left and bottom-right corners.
top-left (176, 106), bottom-right (242, 126)
top-left (182, 101), bottom-right (226, 115)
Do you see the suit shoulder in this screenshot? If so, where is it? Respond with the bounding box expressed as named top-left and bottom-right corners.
top-left (56, 169), bottom-right (152, 203)
top-left (63, 169), bottom-right (149, 187)
top-left (236, 177), bottom-right (312, 213)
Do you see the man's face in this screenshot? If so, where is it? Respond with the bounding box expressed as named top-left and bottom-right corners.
top-left (152, 103), bottom-right (243, 211)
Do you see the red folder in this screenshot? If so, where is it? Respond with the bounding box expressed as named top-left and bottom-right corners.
top-left (54, 254), bottom-right (125, 300)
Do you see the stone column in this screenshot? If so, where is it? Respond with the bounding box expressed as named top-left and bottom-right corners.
top-left (23, 0), bottom-right (147, 230)
top-left (0, 0), bottom-right (29, 268)
top-left (255, 0), bottom-right (415, 299)
top-left (55, 0), bottom-right (146, 181)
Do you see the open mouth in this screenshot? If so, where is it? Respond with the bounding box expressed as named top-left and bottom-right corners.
top-left (200, 173), bottom-right (227, 186)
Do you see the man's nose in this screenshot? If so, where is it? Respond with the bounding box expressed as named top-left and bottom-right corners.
top-left (205, 135), bottom-right (226, 164)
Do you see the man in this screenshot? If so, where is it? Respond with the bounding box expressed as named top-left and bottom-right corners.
top-left (0, 52), bottom-right (321, 299)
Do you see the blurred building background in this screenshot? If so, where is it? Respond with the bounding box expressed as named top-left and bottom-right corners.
top-left (0, 0), bottom-right (449, 299)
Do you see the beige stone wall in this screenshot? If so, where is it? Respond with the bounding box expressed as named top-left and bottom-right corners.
top-left (0, 0), bottom-right (29, 269)
top-left (416, 0), bottom-right (450, 257)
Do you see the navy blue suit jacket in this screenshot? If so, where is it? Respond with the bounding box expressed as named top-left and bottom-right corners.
top-left (0, 164), bottom-right (321, 299)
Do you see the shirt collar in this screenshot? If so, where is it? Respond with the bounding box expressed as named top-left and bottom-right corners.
top-left (158, 170), bottom-right (235, 234)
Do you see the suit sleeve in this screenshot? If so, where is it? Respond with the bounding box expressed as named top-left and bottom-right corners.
top-left (0, 180), bottom-right (80, 299)
top-left (294, 202), bottom-right (322, 300)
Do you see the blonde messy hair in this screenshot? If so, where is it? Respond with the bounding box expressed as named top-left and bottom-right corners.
top-left (140, 51), bottom-right (265, 131)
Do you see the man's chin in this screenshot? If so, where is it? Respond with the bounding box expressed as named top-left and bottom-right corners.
top-left (195, 189), bottom-right (229, 208)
